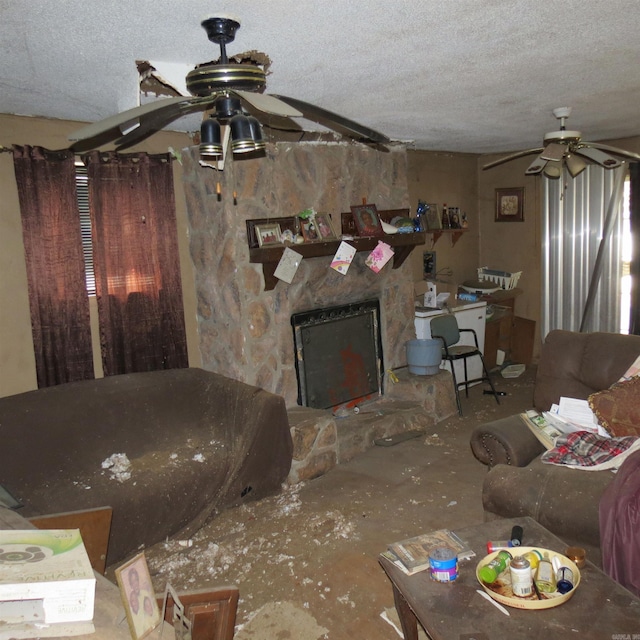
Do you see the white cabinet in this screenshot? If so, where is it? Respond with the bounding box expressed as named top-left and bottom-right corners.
top-left (414, 301), bottom-right (487, 384)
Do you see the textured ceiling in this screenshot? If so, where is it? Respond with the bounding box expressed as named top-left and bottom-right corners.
top-left (1, 1), bottom-right (640, 154)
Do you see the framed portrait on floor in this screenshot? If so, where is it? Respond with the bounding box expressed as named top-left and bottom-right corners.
top-left (115, 552), bottom-right (161, 639)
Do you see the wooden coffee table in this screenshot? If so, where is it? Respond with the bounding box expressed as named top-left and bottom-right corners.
top-left (379, 516), bottom-right (640, 640)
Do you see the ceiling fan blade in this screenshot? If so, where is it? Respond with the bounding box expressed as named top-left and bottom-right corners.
top-left (525, 153), bottom-right (548, 175)
top-left (482, 148), bottom-right (544, 170)
top-left (540, 142), bottom-right (566, 162)
top-left (69, 96), bottom-right (211, 152)
top-left (113, 98), bottom-right (216, 151)
top-left (573, 146), bottom-right (622, 169)
top-left (586, 142), bottom-right (640, 162)
top-left (271, 94), bottom-right (391, 144)
top-left (234, 90), bottom-right (303, 118)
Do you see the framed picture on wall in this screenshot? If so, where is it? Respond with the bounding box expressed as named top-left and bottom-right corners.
top-left (495, 187), bottom-right (525, 222)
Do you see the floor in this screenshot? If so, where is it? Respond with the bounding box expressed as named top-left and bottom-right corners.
top-left (140, 366), bottom-right (536, 640)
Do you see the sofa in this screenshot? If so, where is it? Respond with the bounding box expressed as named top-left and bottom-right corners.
top-left (0, 368), bottom-right (293, 565)
top-left (470, 329), bottom-right (640, 563)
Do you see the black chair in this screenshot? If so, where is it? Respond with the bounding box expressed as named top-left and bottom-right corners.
top-left (430, 313), bottom-right (499, 416)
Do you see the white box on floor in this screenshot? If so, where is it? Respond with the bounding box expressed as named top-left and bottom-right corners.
top-left (0, 529), bottom-right (95, 624)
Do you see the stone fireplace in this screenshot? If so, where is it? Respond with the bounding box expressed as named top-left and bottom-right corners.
top-left (181, 140), bottom-right (417, 408)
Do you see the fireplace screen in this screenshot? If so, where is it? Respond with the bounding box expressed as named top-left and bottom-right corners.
top-left (291, 299), bottom-right (383, 409)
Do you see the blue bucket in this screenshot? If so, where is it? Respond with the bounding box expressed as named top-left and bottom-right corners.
top-left (406, 339), bottom-right (442, 376)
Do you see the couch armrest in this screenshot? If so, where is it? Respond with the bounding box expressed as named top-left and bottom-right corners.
top-left (470, 415), bottom-right (546, 467)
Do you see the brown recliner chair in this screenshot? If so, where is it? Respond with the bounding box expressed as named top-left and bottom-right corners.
top-left (470, 329), bottom-right (640, 564)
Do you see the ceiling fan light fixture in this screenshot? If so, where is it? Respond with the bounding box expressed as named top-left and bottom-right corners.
top-left (199, 117), bottom-right (223, 158)
top-left (543, 160), bottom-right (562, 179)
top-left (247, 115), bottom-right (265, 151)
top-left (566, 153), bottom-right (587, 178)
top-left (230, 113), bottom-right (258, 153)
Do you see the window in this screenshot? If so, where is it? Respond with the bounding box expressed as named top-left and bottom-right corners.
top-left (75, 162), bottom-right (96, 296)
top-left (621, 177), bottom-right (631, 334)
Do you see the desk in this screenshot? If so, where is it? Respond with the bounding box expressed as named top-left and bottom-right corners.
top-left (478, 288), bottom-right (534, 369)
top-left (379, 516), bottom-right (640, 640)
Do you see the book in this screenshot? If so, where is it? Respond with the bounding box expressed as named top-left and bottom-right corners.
top-left (0, 529), bottom-right (95, 625)
top-left (387, 529), bottom-right (475, 575)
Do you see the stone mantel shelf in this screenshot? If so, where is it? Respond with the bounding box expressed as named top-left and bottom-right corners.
top-left (249, 232), bottom-right (427, 290)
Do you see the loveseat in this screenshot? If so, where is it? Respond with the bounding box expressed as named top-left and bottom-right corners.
top-left (0, 368), bottom-right (293, 565)
top-left (470, 329), bottom-right (640, 563)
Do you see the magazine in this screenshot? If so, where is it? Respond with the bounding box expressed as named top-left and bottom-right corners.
top-left (387, 529), bottom-right (475, 575)
top-left (520, 410), bottom-right (564, 449)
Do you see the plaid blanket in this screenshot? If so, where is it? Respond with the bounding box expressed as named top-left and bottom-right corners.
top-left (542, 430), bottom-right (640, 471)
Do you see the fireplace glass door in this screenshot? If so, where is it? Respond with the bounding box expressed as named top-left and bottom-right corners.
top-left (291, 299), bottom-right (383, 409)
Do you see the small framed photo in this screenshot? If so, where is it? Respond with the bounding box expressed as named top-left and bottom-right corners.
top-left (115, 552), bottom-right (161, 640)
top-left (314, 213), bottom-right (337, 240)
top-left (301, 218), bottom-right (320, 241)
top-left (423, 251), bottom-right (437, 278)
top-left (424, 203), bottom-right (442, 230)
top-left (256, 223), bottom-right (282, 246)
top-left (351, 204), bottom-right (384, 237)
top-left (495, 187), bottom-right (525, 222)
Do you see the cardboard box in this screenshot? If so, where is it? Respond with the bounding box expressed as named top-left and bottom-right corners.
top-left (0, 529), bottom-right (95, 624)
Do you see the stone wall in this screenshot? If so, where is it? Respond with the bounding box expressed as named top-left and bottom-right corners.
top-left (181, 140), bottom-right (417, 408)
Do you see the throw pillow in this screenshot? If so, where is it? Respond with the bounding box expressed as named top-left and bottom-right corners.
top-left (588, 376), bottom-right (640, 437)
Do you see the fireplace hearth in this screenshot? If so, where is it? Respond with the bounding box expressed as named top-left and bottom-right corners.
top-left (292, 300), bottom-right (383, 410)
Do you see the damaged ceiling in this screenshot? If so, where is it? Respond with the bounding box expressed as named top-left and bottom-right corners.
top-left (1, 1), bottom-right (640, 154)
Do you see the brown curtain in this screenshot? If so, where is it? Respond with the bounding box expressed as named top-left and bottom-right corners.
top-left (85, 151), bottom-right (188, 375)
top-left (12, 145), bottom-right (94, 387)
top-left (629, 162), bottom-right (640, 335)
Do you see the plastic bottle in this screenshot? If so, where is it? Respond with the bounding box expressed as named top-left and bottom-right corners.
top-left (486, 540), bottom-right (513, 554)
top-left (523, 549), bottom-right (542, 571)
top-left (535, 554), bottom-right (555, 593)
top-left (478, 550), bottom-right (512, 584)
top-left (442, 204), bottom-right (450, 229)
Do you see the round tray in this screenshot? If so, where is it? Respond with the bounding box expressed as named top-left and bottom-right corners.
top-left (476, 546), bottom-right (581, 610)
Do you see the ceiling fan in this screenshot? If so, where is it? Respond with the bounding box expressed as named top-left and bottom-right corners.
top-left (68, 16), bottom-right (390, 158)
top-left (483, 107), bottom-right (640, 178)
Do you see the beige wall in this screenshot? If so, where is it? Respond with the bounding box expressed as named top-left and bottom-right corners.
top-left (477, 135), bottom-right (640, 357)
top-left (0, 115), bottom-right (201, 397)
top-left (406, 150), bottom-right (480, 289)
top-left (2, 113), bottom-right (639, 396)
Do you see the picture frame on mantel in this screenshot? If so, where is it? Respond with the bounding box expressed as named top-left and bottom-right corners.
top-left (495, 187), bottom-right (525, 222)
top-left (255, 223), bottom-right (282, 246)
top-left (351, 204), bottom-right (384, 237)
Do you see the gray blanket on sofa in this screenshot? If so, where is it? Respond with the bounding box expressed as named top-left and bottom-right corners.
top-left (0, 368), bottom-right (292, 565)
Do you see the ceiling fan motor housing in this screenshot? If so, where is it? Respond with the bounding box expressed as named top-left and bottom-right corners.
top-left (186, 64), bottom-right (266, 95)
top-left (188, 16), bottom-right (267, 96)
